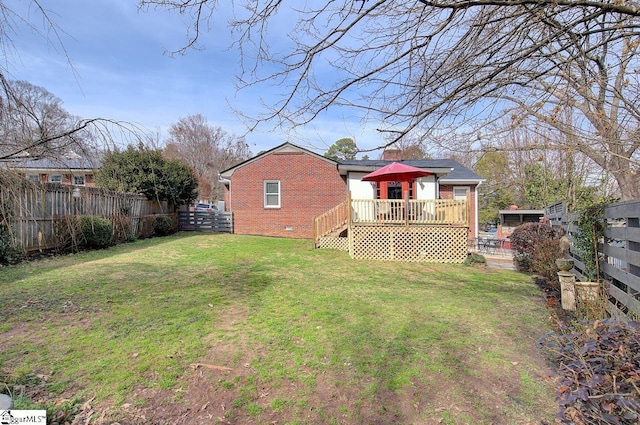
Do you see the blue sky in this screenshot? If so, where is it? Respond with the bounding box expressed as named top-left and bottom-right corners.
top-left (5, 0), bottom-right (384, 156)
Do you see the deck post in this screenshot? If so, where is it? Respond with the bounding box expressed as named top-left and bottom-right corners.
top-left (347, 191), bottom-right (352, 226)
top-left (404, 190), bottom-right (409, 228)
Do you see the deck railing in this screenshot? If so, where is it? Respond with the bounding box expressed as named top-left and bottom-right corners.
top-left (351, 199), bottom-right (468, 226)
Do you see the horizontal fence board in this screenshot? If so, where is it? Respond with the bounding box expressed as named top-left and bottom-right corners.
top-left (606, 226), bottom-right (640, 244)
top-left (602, 262), bottom-right (640, 294)
top-left (178, 211), bottom-right (233, 233)
top-left (604, 200), bottom-right (640, 220)
top-left (607, 283), bottom-right (640, 317)
top-left (604, 244), bottom-right (640, 271)
top-left (546, 198), bottom-right (640, 320)
top-left (606, 301), bottom-right (628, 320)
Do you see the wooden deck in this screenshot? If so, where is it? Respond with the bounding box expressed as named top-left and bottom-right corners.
top-left (314, 198), bottom-right (469, 263)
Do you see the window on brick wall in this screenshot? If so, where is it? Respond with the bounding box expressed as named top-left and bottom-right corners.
top-left (49, 174), bottom-right (62, 183)
top-left (264, 180), bottom-right (281, 208)
top-left (453, 186), bottom-right (469, 200)
top-left (73, 175), bottom-right (85, 186)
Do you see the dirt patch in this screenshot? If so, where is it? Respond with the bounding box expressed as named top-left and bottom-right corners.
top-left (81, 331), bottom-right (555, 425)
top-left (4, 301), bottom-right (556, 425)
top-left (86, 354), bottom-right (554, 425)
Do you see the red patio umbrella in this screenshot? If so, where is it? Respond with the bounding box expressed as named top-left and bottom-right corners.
top-left (361, 162), bottom-right (432, 182)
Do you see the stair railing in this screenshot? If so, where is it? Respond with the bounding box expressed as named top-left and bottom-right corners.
top-left (313, 194), bottom-right (351, 247)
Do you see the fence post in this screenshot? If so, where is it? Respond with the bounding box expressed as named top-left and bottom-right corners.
top-left (558, 271), bottom-right (576, 310)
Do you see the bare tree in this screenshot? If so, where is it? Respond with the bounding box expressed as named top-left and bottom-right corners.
top-left (390, 136), bottom-right (430, 160)
top-left (140, 0), bottom-right (640, 199)
top-left (164, 114), bottom-right (251, 200)
top-left (0, 79), bottom-right (94, 160)
top-left (1, 2), bottom-right (147, 164)
top-left (483, 122), bottom-right (608, 207)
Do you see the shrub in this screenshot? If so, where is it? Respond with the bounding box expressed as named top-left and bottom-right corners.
top-left (137, 216), bottom-right (155, 239)
top-left (464, 252), bottom-right (486, 266)
top-left (52, 215), bottom-right (82, 253)
top-left (539, 319), bottom-right (640, 424)
top-left (153, 215), bottom-right (174, 236)
top-left (529, 238), bottom-right (563, 283)
top-left (0, 221), bottom-right (21, 264)
top-left (511, 222), bottom-right (563, 280)
top-left (111, 215), bottom-right (134, 244)
top-left (79, 215), bottom-right (113, 249)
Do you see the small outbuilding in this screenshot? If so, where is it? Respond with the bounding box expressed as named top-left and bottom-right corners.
top-left (497, 207), bottom-right (545, 242)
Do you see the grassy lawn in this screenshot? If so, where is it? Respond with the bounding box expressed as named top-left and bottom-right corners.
top-left (0, 233), bottom-right (556, 424)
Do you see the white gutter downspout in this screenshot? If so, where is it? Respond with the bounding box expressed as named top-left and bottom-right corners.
top-left (474, 181), bottom-right (482, 239)
top-left (219, 177), bottom-right (231, 211)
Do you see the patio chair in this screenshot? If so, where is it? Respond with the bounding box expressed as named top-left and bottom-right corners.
top-left (485, 239), bottom-right (501, 254)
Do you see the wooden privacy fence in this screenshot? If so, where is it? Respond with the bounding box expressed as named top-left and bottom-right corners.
top-left (546, 200), bottom-right (640, 319)
top-left (602, 200), bottom-right (640, 318)
top-left (1, 183), bottom-right (148, 253)
top-left (178, 211), bottom-right (233, 233)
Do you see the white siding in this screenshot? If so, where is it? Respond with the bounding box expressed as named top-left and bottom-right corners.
top-left (348, 172), bottom-right (375, 199)
top-left (415, 175), bottom-right (437, 200)
top-left (347, 172), bottom-right (437, 200)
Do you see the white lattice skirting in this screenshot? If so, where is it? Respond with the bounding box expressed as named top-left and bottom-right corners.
top-left (349, 226), bottom-right (468, 263)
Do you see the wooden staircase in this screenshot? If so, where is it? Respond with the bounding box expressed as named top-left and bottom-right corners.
top-left (313, 196), bottom-right (351, 248)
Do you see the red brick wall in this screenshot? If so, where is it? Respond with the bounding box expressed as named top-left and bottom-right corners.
top-left (439, 184), bottom-right (478, 238)
top-left (382, 148), bottom-right (402, 161)
top-left (229, 151), bottom-right (347, 238)
top-left (439, 185), bottom-right (454, 200)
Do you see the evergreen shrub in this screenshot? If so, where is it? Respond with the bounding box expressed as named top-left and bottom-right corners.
top-left (153, 215), bottom-right (174, 236)
top-left (0, 221), bottom-right (21, 264)
top-left (80, 215), bottom-right (113, 249)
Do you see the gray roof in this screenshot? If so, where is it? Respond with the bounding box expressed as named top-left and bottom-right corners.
top-left (6, 155), bottom-right (101, 172)
top-left (338, 158), bottom-right (484, 183)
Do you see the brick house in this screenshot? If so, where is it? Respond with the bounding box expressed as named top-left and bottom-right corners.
top-left (220, 142), bottom-right (484, 241)
top-left (220, 143), bottom-right (347, 238)
top-left (7, 153), bottom-right (99, 187)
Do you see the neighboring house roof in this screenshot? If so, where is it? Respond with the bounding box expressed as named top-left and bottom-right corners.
top-left (337, 159), bottom-right (454, 176)
top-left (220, 142), bottom-right (484, 184)
top-left (5, 152), bottom-right (100, 173)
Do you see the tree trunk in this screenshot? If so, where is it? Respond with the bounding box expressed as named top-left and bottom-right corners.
top-left (613, 170), bottom-right (640, 200)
